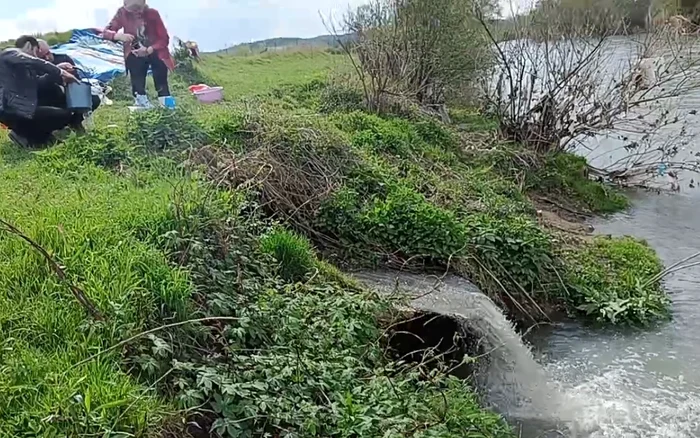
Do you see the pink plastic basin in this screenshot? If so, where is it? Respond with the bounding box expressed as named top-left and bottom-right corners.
top-left (188, 84), bottom-right (209, 93)
top-left (194, 86), bottom-right (224, 103)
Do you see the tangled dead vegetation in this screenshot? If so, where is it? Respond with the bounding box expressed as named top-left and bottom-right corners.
top-left (188, 111), bottom-right (357, 227)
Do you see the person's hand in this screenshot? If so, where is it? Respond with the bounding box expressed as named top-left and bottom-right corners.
top-left (56, 62), bottom-right (75, 72)
top-left (132, 46), bottom-right (149, 57)
top-left (61, 70), bottom-right (79, 84)
top-left (115, 33), bottom-right (135, 43)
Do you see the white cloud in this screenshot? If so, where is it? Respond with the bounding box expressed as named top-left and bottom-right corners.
top-left (0, 0), bottom-right (121, 41)
top-left (0, 0), bottom-right (368, 51)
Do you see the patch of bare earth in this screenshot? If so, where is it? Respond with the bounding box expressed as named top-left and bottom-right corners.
top-left (531, 196), bottom-right (595, 244)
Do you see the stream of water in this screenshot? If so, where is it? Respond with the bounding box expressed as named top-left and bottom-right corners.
top-left (513, 35), bottom-right (700, 437)
top-left (525, 190), bottom-right (700, 438)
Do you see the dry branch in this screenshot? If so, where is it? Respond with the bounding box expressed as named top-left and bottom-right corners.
top-left (478, 11), bottom-right (700, 185)
top-left (0, 218), bottom-right (104, 320)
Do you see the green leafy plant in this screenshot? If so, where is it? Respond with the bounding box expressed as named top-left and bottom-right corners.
top-left (319, 82), bottom-right (365, 114)
top-left (334, 111), bottom-right (420, 156)
top-left (260, 228), bottom-right (315, 282)
top-left (319, 184), bottom-right (467, 261)
top-left (128, 108), bottom-right (208, 152)
top-left (465, 214), bottom-right (554, 293)
top-left (564, 236), bottom-right (669, 325)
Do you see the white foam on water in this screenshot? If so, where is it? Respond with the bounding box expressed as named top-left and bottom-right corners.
top-left (542, 358), bottom-right (700, 437)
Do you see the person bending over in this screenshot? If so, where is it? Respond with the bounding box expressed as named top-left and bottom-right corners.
top-left (0, 36), bottom-right (78, 147)
top-left (102, 0), bottom-right (175, 108)
top-left (36, 39), bottom-right (78, 73)
top-left (36, 39), bottom-right (101, 127)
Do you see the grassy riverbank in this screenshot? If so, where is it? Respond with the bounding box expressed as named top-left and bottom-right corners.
top-left (0, 49), bottom-right (667, 436)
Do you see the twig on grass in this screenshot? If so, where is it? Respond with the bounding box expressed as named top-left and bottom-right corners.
top-left (0, 218), bottom-right (104, 320)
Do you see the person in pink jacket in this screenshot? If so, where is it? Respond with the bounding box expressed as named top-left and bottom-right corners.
top-left (102, 0), bottom-right (175, 108)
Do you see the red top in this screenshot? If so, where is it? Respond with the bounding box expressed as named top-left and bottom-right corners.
top-left (102, 7), bottom-right (175, 71)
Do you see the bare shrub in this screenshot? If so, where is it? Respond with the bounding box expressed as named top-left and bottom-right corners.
top-left (478, 9), bottom-right (700, 186)
top-left (325, 0), bottom-right (494, 114)
top-left (187, 108), bottom-right (355, 229)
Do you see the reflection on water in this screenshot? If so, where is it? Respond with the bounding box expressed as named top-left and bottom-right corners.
top-left (528, 190), bottom-right (700, 437)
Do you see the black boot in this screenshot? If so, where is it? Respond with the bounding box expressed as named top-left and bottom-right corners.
top-left (8, 130), bottom-right (30, 148)
top-left (69, 114), bottom-right (86, 133)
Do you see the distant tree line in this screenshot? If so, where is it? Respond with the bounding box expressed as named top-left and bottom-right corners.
top-left (493, 0), bottom-right (700, 38)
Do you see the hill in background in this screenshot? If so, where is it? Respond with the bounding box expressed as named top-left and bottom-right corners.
top-left (0, 32), bottom-right (353, 56)
top-left (0, 31), bottom-right (73, 50)
top-left (215, 33), bottom-right (354, 55)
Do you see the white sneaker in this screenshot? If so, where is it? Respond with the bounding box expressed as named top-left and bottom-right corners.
top-left (134, 94), bottom-right (153, 109)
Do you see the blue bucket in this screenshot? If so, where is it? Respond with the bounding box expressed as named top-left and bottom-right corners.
top-left (66, 81), bottom-right (93, 112)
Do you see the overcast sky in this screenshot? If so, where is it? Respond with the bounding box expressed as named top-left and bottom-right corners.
top-left (0, 0), bottom-right (369, 51)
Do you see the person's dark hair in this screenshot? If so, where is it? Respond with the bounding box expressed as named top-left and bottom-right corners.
top-left (14, 35), bottom-right (39, 49)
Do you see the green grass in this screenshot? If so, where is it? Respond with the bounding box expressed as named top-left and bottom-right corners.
top-left (260, 228), bottom-right (316, 282)
top-left (0, 50), bottom-right (517, 436)
top-left (198, 50), bottom-right (351, 98)
top-left (0, 45), bottom-right (668, 436)
top-left (0, 156), bottom-right (192, 435)
top-left (535, 153), bottom-right (630, 213)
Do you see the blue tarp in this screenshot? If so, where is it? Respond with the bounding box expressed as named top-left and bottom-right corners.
top-left (50, 29), bottom-right (126, 83)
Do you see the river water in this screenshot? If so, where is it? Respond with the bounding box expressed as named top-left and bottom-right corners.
top-left (526, 190), bottom-right (700, 437)
top-left (501, 35), bottom-right (700, 437)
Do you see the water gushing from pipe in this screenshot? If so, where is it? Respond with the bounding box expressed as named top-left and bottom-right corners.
top-left (355, 271), bottom-right (588, 435)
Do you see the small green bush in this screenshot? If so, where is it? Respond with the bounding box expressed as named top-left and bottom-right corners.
top-left (404, 163), bottom-right (533, 218)
top-left (537, 153), bottom-right (629, 214)
top-left (128, 108), bottom-right (208, 152)
top-left (198, 106), bottom-right (248, 148)
top-left (334, 111), bottom-right (419, 156)
top-left (39, 128), bottom-right (134, 170)
top-left (564, 236), bottom-right (669, 325)
top-left (319, 184), bottom-right (467, 260)
top-left (253, 106), bottom-right (351, 157)
top-left (465, 214), bottom-right (554, 293)
top-left (260, 228), bottom-right (315, 282)
top-left (413, 117), bottom-right (458, 151)
top-left (319, 83), bottom-right (364, 113)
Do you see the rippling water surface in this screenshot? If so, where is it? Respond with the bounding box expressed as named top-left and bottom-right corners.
top-left (502, 33), bottom-right (700, 436)
top-left (527, 190), bottom-right (700, 437)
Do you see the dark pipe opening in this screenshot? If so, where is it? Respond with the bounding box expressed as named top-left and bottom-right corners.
top-left (387, 311), bottom-right (485, 378)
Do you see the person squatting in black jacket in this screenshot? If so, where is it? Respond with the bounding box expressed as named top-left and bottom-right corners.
top-left (0, 35), bottom-right (80, 147)
top-left (36, 39), bottom-right (101, 123)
